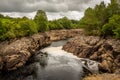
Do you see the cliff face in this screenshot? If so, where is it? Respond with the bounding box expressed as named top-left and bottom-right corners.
top-left (63, 36), bottom-right (120, 73)
top-left (0, 29), bottom-right (83, 71)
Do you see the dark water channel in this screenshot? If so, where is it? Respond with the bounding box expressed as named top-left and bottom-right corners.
top-left (0, 39), bottom-right (99, 80)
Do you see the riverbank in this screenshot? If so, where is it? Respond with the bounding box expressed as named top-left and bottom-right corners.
top-left (0, 29), bottom-right (83, 71)
top-left (62, 35), bottom-right (120, 73)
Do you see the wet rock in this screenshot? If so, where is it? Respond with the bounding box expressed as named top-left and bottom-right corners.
top-left (80, 58), bottom-right (99, 74)
top-left (63, 36), bottom-right (120, 73)
top-left (34, 51), bottom-right (48, 67)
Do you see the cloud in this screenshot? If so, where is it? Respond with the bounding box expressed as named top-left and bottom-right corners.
top-left (47, 11), bottom-right (84, 20)
top-left (0, 0), bottom-right (110, 12)
top-left (0, 0), bottom-right (110, 20)
top-left (1, 12), bottom-right (36, 19)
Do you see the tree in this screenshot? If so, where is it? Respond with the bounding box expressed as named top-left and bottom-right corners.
top-left (0, 16), bottom-right (38, 41)
top-left (58, 17), bottom-right (72, 29)
top-left (80, 0), bottom-right (120, 37)
top-left (48, 20), bottom-right (64, 30)
top-left (80, 2), bottom-right (107, 35)
top-left (0, 19), bottom-right (18, 40)
top-left (106, 0), bottom-right (120, 18)
top-left (80, 7), bottom-right (100, 35)
top-left (0, 14), bottom-right (4, 18)
top-left (0, 20), bottom-right (6, 40)
top-left (71, 20), bottom-right (80, 28)
top-left (34, 10), bottom-right (49, 32)
top-left (102, 15), bottom-right (120, 38)
top-left (19, 18), bottom-right (38, 36)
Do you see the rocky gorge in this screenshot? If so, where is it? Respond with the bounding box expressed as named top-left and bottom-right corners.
top-left (0, 28), bottom-right (120, 80)
top-left (0, 29), bottom-right (84, 71)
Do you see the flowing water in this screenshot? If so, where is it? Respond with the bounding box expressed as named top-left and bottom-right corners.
top-left (0, 39), bottom-right (99, 80)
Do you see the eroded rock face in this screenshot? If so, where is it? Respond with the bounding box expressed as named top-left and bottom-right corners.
top-left (0, 33), bottom-right (51, 71)
top-left (0, 29), bottom-right (83, 71)
top-left (62, 36), bottom-right (120, 73)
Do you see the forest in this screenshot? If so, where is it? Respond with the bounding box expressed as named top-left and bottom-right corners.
top-left (0, 0), bottom-right (120, 41)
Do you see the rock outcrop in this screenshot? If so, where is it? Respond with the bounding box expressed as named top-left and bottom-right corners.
top-left (0, 29), bottom-right (83, 71)
top-left (62, 36), bottom-right (120, 73)
top-left (46, 29), bottom-right (84, 41)
top-left (0, 33), bottom-right (51, 71)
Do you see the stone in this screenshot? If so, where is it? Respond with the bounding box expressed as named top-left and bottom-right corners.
top-left (63, 35), bottom-right (120, 73)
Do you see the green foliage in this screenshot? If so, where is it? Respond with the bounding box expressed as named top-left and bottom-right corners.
top-left (1, 0), bottom-right (120, 41)
top-left (34, 10), bottom-right (49, 32)
top-left (102, 23), bottom-right (114, 36)
top-left (48, 17), bottom-right (80, 30)
top-left (70, 20), bottom-right (80, 28)
top-left (80, 2), bottom-right (107, 35)
top-left (0, 14), bottom-right (4, 18)
top-left (102, 15), bottom-right (120, 38)
top-left (0, 20), bottom-right (7, 40)
top-left (0, 15), bottom-right (38, 41)
top-left (0, 19), bottom-right (15, 40)
top-left (80, 0), bottom-right (120, 38)
top-left (106, 0), bottom-right (120, 18)
top-left (58, 17), bottom-right (72, 29)
top-left (19, 18), bottom-right (38, 36)
top-left (48, 20), bottom-right (64, 30)
top-left (113, 28), bottom-right (120, 38)
top-left (0, 10), bottom-right (81, 41)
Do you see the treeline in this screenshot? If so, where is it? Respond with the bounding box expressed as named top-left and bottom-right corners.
top-left (80, 0), bottom-right (120, 38)
top-left (1, 0), bottom-right (118, 41)
top-left (0, 16), bottom-right (38, 41)
top-left (0, 10), bottom-right (80, 41)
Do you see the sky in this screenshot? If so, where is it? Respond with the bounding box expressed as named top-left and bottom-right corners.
top-left (0, 0), bottom-right (110, 20)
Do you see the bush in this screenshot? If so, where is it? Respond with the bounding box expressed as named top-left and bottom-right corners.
top-left (102, 15), bottom-right (120, 38)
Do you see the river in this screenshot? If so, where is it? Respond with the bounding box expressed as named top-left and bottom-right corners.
top-left (0, 39), bottom-right (99, 80)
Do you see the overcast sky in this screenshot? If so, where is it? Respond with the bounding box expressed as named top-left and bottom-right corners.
top-left (0, 0), bottom-right (110, 20)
